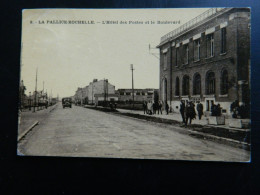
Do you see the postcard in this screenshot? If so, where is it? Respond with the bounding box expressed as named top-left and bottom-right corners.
top-left (18, 8), bottom-right (251, 162)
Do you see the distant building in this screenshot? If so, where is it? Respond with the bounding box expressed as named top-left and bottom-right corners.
top-left (73, 79), bottom-right (116, 105)
top-left (87, 79), bottom-right (115, 104)
top-left (94, 93), bottom-right (119, 105)
top-left (117, 88), bottom-right (159, 103)
top-left (157, 8), bottom-right (250, 115)
top-left (74, 86), bottom-right (88, 105)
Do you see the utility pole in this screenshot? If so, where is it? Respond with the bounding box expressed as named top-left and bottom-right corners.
top-left (33, 68), bottom-right (38, 112)
top-left (130, 64), bottom-right (134, 109)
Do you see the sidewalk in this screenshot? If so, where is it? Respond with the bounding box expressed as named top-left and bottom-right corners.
top-left (117, 108), bottom-right (207, 126)
top-left (18, 104), bottom-right (57, 139)
top-left (114, 108), bottom-right (250, 147)
top-left (116, 108), bottom-right (250, 131)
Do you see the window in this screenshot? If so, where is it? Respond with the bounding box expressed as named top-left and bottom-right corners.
top-left (125, 92), bottom-right (131, 95)
top-left (221, 70), bottom-right (228, 95)
top-left (206, 72), bottom-right (215, 94)
top-left (175, 77), bottom-right (180, 96)
top-left (221, 28), bottom-right (226, 53)
top-left (206, 34), bottom-right (214, 57)
top-left (120, 92), bottom-right (124, 95)
top-left (193, 73), bottom-right (201, 95)
top-left (182, 75), bottom-right (190, 96)
top-left (183, 44), bottom-right (189, 64)
top-left (163, 53), bottom-right (167, 70)
top-left (194, 39), bottom-right (200, 61)
top-left (142, 92), bottom-right (145, 95)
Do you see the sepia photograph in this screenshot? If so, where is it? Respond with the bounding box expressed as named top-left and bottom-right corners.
top-left (18, 8), bottom-right (251, 162)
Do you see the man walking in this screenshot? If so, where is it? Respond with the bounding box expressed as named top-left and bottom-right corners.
top-left (143, 101), bottom-right (147, 114)
top-left (185, 101), bottom-right (196, 127)
top-left (180, 100), bottom-right (186, 123)
top-left (196, 101), bottom-right (203, 120)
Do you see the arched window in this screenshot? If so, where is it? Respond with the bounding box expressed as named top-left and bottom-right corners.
top-left (182, 75), bottom-right (190, 96)
top-left (206, 72), bottom-right (215, 94)
top-left (175, 77), bottom-right (180, 96)
top-left (221, 70), bottom-right (228, 95)
top-left (193, 73), bottom-right (201, 95)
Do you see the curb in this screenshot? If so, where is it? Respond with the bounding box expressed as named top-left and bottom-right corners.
top-left (18, 121), bottom-right (39, 142)
top-left (49, 104), bottom-right (58, 112)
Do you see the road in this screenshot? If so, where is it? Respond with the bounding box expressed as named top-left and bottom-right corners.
top-left (18, 103), bottom-right (250, 161)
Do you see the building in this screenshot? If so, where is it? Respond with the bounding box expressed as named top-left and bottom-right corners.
top-left (117, 88), bottom-right (159, 103)
top-left (74, 86), bottom-right (88, 105)
top-left (87, 79), bottom-right (115, 104)
top-left (157, 8), bottom-right (250, 115)
top-left (94, 93), bottom-right (119, 105)
top-left (74, 79), bottom-right (116, 105)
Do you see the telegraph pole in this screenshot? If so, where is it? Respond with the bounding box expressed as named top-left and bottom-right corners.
top-left (130, 64), bottom-right (134, 109)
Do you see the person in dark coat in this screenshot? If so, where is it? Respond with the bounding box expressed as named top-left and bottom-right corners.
top-left (211, 103), bottom-right (216, 116)
top-left (216, 104), bottom-right (222, 116)
top-left (152, 102), bottom-right (157, 115)
top-left (143, 101), bottom-right (147, 114)
top-left (185, 102), bottom-right (196, 126)
top-left (165, 102), bottom-right (169, 115)
top-left (180, 100), bottom-right (186, 123)
top-left (196, 101), bottom-right (203, 120)
top-left (230, 100), bottom-right (239, 118)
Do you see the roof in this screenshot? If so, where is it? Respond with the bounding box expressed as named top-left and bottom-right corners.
top-left (157, 8), bottom-right (232, 47)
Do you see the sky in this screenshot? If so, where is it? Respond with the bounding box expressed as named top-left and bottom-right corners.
top-left (21, 8), bottom-right (208, 98)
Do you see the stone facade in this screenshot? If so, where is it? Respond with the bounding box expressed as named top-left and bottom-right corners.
top-left (157, 8), bottom-right (250, 115)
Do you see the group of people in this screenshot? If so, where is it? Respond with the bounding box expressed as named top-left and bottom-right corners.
top-left (143, 101), bottom-right (169, 115)
top-left (210, 103), bottom-right (222, 116)
top-left (230, 100), bottom-right (250, 119)
top-left (142, 99), bottom-right (229, 126)
top-left (180, 100), bottom-right (203, 126)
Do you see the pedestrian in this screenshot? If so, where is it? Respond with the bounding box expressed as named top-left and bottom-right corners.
top-left (211, 103), bottom-right (216, 116)
top-left (216, 104), bottom-right (222, 116)
top-left (143, 101), bottom-right (147, 114)
top-left (147, 101), bottom-right (153, 115)
top-left (165, 102), bottom-right (169, 115)
top-left (196, 101), bottom-right (203, 120)
top-left (152, 102), bottom-right (156, 115)
top-left (180, 100), bottom-right (186, 123)
top-left (230, 100), bottom-right (239, 118)
top-left (185, 101), bottom-right (196, 127)
top-left (158, 101), bottom-right (162, 114)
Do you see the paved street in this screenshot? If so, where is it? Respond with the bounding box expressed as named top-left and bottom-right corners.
top-left (18, 103), bottom-right (250, 161)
